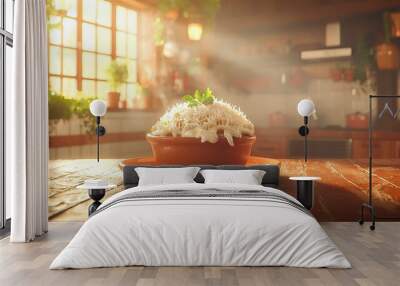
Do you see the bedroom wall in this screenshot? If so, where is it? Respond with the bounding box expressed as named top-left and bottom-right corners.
top-left (49, 0), bottom-right (400, 160)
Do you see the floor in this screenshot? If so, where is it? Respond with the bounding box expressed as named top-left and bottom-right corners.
top-left (49, 159), bottom-right (400, 221)
top-left (0, 222), bottom-right (399, 286)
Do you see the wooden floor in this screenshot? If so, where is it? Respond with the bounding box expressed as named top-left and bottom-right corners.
top-left (49, 159), bottom-right (400, 221)
top-left (1, 222), bottom-right (399, 286)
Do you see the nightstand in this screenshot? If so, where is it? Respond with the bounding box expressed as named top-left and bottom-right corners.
top-left (78, 183), bottom-right (116, 216)
top-left (289, 176), bottom-right (321, 210)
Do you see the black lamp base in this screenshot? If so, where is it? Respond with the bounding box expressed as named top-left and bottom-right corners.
top-left (298, 125), bottom-right (309, 136)
top-left (88, 189), bottom-right (106, 216)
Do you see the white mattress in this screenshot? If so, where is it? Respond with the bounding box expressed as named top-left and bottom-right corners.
top-left (50, 183), bottom-right (351, 269)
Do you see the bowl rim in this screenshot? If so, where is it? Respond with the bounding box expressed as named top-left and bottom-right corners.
top-left (146, 133), bottom-right (256, 144)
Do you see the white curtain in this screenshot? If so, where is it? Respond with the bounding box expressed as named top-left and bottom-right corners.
top-left (7, 0), bottom-right (49, 242)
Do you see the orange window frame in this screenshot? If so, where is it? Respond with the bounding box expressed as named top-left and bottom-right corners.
top-left (48, 0), bottom-right (140, 97)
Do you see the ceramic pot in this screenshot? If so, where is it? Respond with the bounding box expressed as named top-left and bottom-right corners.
top-left (146, 134), bottom-right (256, 165)
top-left (119, 99), bottom-right (127, 109)
top-left (376, 43), bottom-right (399, 70)
top-left (391, 12), bottom-right (400, 37)
top-left (107, 91), bottom-right (120, 110)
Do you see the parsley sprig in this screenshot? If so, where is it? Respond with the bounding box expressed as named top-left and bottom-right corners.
top-left (182, 88), bottom-right (215, 107)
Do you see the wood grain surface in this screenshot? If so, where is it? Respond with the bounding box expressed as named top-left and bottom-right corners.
top-left (49, 159), bottom-right (400, 222)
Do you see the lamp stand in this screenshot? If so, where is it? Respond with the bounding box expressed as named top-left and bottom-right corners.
top-left (298, 116), bottom-right (310, 163)
top-left (95, 116), bottom-right (106, 162)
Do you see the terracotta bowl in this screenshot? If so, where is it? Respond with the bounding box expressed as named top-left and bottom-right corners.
top-left (146, 134), bottom-right (256, 165)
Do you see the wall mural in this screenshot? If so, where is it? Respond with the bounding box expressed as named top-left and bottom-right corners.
top-left (47, 0), bottom-right (400, 222)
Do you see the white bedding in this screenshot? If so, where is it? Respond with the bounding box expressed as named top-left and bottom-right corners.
top-left (50, 183), bottom-right (351, 269)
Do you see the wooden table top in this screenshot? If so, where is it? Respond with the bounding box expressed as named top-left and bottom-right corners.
top-left (49, 159), bottom-right (400, 222)
top-left (119, 156), bottom-right (281, 169)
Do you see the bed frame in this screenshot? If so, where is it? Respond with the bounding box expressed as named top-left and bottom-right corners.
top-left (122, 164), bottom-right (280, 189)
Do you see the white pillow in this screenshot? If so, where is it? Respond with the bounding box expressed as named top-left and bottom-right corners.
top-left (135, 167), bottom-right (200, 186)
top-left (200, 169), bottom-right (266, 185)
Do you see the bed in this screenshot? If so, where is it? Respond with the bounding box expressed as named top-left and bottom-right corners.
top-left (50, 164), bottom-right (350, 269)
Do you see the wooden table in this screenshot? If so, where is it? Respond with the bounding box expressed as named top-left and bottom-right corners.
top-left (119, 156), bottom-right (281, 169)
top-left (49, 159), bottom-right (400, 222)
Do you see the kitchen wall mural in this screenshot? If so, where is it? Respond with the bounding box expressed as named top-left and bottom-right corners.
top-left (48, 0), bottom-right (400, 222)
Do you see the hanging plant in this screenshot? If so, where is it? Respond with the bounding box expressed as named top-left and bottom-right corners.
top-left (46, 0), bottom-right (67, 31)
top-left (353, 34), bottom-right (374, 83)
top-left (157, 0), bottom-right (220, 25)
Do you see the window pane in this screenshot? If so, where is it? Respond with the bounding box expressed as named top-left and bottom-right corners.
top-left (119, 83), bottom-right (127, 100)
top-left (97, 27), bottom-right (111, 54)
top-left (49, 19), bottom-right (62, 45)
top-left (116, 6), bottom-right (127, 31)
top-left (83, 0), bottom-right (96, 22)
top-left (63, 48), bottom-right (77, 76)
top-left (55, 0), bottom-right (77, 17)
top-left (116, 32), bottom-right (127, 57)
top-left (49, 76), bottom-right (62, 93)
top-left (63, 18), bottom-right (77, 48)
top-left (82, 52), bottom-right (96, 78)
top-left (62, 78), bottom-right (77, 97)
top-left (128, 60), bottom-right (137, 82)
top-left (97, 0), bottom-right (111, 27)
top-left (127, 83), bottom-right (137, 100)
top-left (66, 0), bottom-right (77, 17)
top-left (127, 10), bottom-right (137, 34)
top-left (82, 80), bottom-right (96, 97)
top-left (97, 55), bottom-right (111, 80)
top-left (97, 81), bottom-right (109, 99)
top-left (82, 23), bottom-right (96, 51)
top-left (49, 46), bottom-right (61, 75)
top-left (127, 34), bottom-right (137, 59)
top-left (5, 0), bottom-right (14, 33)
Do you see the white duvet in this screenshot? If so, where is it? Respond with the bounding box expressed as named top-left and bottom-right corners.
top-left (50, 183), bottom-right (351, 269)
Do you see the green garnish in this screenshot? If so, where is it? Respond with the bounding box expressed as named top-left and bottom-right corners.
top-left (183, 88), bottom-right (215, 107)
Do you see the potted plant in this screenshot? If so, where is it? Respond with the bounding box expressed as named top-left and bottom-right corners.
top-left (106, 61), bottom-right (128, 110)
top-left (48, 90), bottom-right (73, 135)
top-left (71, 95), bottom-right (97, 135)
top-left (376, 12), bottom-right (399, 70)
top-left (147, 88), bottom-right (256, 164)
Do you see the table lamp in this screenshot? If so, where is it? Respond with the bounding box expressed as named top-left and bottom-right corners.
top-left (89, 100), bottom-right (107, 162)
top-left (297, 99), bottom-right (316, 162)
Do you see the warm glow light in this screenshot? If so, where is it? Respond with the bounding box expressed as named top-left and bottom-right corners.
top-left (188, 23), bottom-right (203, 41)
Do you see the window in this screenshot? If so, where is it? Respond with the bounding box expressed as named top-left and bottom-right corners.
top-left (1, 0), bottom-right (14, 232)
top-left (48, 0), bottom-right (138, 99)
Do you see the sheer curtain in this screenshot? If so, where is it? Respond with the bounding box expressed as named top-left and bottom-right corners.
top-left (7, 0), bottom-right (48, 242)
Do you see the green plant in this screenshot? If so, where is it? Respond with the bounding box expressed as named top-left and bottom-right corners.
top-left (106, 61), bottom-right (129, 92)
top-left (72, 95), bottom-right (97, 135)
top-left (48, 90), bottom-right (97, 135)
top-left (158, 0), bottom-right (220, 25)
top-left (46, 0), bottom-right (67, 30)
top-left (48, 90), bottom-right (73, 122)
top-left (353, 35), bottom-right (375, 83)
top-left (154, 17), bottom-right (166, 46)
top-left (48, 90), bottom-right (73, 134)
top-left (183, 88), bottom-right (215, 107)
top-left (383, 12), bottom-right (392, 43)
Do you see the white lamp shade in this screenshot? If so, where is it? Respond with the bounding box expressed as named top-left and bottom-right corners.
top-left (90, 100), bottom-right (107, 117)
top-left (297, 99), bottom-right (316, 117)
